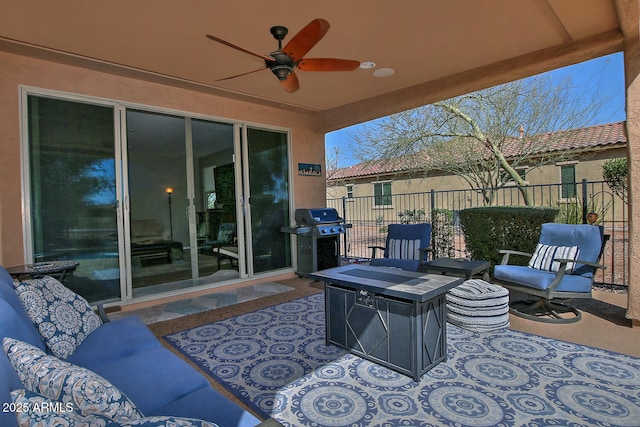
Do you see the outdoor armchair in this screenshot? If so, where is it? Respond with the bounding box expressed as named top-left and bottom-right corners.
top-left (493, 222), bottom-right (607, 323)
top-left (369, 223), bottom-right (432, 272)
top-left (201, 223), bottom-right (238, 268)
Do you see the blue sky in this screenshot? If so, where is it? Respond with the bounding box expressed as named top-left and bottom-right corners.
top-left (325, 52), bottom-right (626, 168)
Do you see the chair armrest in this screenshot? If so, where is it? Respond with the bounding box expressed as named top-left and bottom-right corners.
top-left (554, 258), bottom-right (606, 270)
top-left (368, 245), bottom-right (385, 259)
top-left (418, 245), bottom-right (433, 262)
top-left (498, 249), bottom-right (532, 265)
top-left (544, 257), bottom-right (606, 293)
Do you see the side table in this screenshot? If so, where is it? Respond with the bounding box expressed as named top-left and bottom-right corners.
top-left (6, 260), bottom-right (79, 282)
top-left (421, 258), bottom-right (490, 281)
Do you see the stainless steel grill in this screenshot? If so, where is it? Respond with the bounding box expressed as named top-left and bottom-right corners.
top-left (282, 208), bottom-right (351, 276)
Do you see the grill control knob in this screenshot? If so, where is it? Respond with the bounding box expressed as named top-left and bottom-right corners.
top-left (330, 228), bottom-right (335, 233)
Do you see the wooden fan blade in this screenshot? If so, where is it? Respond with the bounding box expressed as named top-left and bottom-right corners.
top-left (216, 67), bottom-right (267, 82)
top-left (298, 58), bottom-right (361, 71)
top-left (280, 71), bottom-right (300, 93)
top-left (283, 18), bottom-right (330, 62)
top-left (206, 34), bottom-right (274, 62)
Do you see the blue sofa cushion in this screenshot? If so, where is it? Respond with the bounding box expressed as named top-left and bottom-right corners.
top-left (11, 389), bottom-right (118, 426)
top-left (89, 346), bottom-right (212, 416)
top-left (0, 272), bottom-right (46, 351)
top-left (67, 316), bottom-right (162, 368)
top-left (12, 277), bottom-right (102, 359)
top-left (12, 389), bottom-right (220, 427)
top-left (149, 386), bottom-right (261, 427)
top-left (494, 265), bottom-right (592, 293)
top-left (3, 337), bottom-right (144, 423)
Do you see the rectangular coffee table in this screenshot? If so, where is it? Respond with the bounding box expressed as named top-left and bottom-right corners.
top-left (310, 264), bottom-right (462, 381)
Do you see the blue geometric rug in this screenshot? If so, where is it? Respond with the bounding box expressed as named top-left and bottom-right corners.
top-left (164, 293), bottom-right (640, 427)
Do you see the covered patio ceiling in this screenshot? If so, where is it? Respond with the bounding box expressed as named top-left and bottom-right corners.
top-left (0, 0), bottom-right (636, 131)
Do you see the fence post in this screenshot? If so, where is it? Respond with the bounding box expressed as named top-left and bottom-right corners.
top-left (430, 189), bottom-right (435, 217)
top-left (342, 196), bottom-right (348, 260)
top-left (581, 178), bottom-right (588, 224)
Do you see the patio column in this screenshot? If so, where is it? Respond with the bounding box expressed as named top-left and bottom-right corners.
top-left (625, 28), bottom-right (640, 325)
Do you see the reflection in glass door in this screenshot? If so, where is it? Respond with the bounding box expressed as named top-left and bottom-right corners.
top-left (25, 94), bottom-right (120, 303)
top-left (126, 111), bottom-right (193, 295)
top-left (245, 127), bottom-right (291, 274)
top-left (191, 119), bottom-right (239, 280)
top-left (125, 112), bottom-right (239, 296)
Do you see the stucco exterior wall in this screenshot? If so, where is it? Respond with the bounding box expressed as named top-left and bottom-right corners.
top-left (0, 51), bottom-right (326, 266)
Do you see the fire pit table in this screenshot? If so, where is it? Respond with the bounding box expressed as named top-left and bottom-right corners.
top-left (311, 264), bottom-right (462, 381)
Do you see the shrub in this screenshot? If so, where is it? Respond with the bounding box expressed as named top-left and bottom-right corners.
top-left (431, 208), bottom-right (455, 258)
top-left (602, 157), bottom-right (627, 203)
top-left (459, 206), bottom-right (559, 268)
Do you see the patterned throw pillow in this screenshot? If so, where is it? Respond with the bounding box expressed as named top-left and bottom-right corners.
top-left (2, 337), bottom-right (144, 424)
top-left (122, 416), bottom-right (219, 427)
top-left (11, 389), bottom-right (116, 427)
top-left (528, 244), bottom-right (580, 273)
top-left (12, 276), bottom-right (102, 359)
top-left (388, 238), bottom-right (421, 260)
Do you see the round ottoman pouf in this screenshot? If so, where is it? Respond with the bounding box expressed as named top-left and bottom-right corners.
top-left (446, 279), bottom-right (510, 332)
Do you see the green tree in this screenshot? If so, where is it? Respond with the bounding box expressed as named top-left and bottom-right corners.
top-left (352, 74), bottom-right (609, 205)
top-left (602, 157), bottom-right (628, 203)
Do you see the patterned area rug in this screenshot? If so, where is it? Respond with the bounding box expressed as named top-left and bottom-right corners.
top-left (164, 293), bottom-right (640, 427)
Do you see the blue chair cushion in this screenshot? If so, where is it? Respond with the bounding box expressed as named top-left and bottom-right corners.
top-left (384, 223), bottom-right (431, 258)
top-left (538, 223), bottom-right (603, 276)
top-left (494, 265), bottom-right (592, 293)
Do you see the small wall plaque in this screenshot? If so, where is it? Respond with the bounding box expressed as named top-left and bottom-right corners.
top-left (298, 163), bottom-right (322, 177)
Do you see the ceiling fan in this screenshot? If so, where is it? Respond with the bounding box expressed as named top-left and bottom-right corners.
top-left (206, 18), bottom-right (360, 93)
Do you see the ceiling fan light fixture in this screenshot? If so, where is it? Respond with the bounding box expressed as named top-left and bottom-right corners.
top-left (270, 64), bottom-right (294, 80)
top-left (360, 61), bottom-right (376, 69)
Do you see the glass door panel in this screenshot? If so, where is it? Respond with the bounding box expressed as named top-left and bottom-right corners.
top-left (191, 119), bottom-right (239, 280)
top-left (26, 95), bottom-right (120, 303)
top-left (246, 127), bottom-right (291, 274)
top-left (126, 110), bottom-right (192, 295)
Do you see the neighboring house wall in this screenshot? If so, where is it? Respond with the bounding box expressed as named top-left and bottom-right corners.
top-left (327, 127), bottom-right (627, 223)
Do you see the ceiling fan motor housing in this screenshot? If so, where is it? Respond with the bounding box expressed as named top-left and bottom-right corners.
top-left (267, 51), bottom-right (295, 80)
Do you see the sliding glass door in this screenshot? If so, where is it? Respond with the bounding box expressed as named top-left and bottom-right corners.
top-left (24, 90), bottom-right (293, 303)
top-left (125, 110), bottom-right (193, 295)
top-left (25, 94), bottom-right (121, 303)
top-left (245, 127), bottom-right (291, 274)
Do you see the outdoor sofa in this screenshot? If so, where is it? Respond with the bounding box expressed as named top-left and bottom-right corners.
top-left (0, 265), bottom-right (264, 427)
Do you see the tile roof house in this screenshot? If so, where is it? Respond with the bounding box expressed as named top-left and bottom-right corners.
top-left (327, 121), bottom-right (627, 187)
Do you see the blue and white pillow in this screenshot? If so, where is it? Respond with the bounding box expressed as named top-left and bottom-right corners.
top-left (122, 416), bottom-right (219, 426)
top-left (388, 238), bottom-right (421, 260)
top-left (11, 389), bottom-right (116, 427)
top-left (2, 337), bottom-right (143, 424)
top-left (528, 244), bottom-right (580, 273)
top-left (12, 276), bottom-right (102, 359)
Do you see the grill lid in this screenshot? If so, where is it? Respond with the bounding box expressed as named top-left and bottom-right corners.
top-left (295, 208), bottom-right (344, 226)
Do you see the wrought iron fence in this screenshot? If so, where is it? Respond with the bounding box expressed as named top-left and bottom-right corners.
top-left (327, 179), bottom-right (628, 287)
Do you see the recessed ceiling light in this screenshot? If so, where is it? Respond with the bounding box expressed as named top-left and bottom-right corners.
top-left (359, 61), bottom-right (376, 69)
top-left (374, 68), bottom-right (395, 77)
